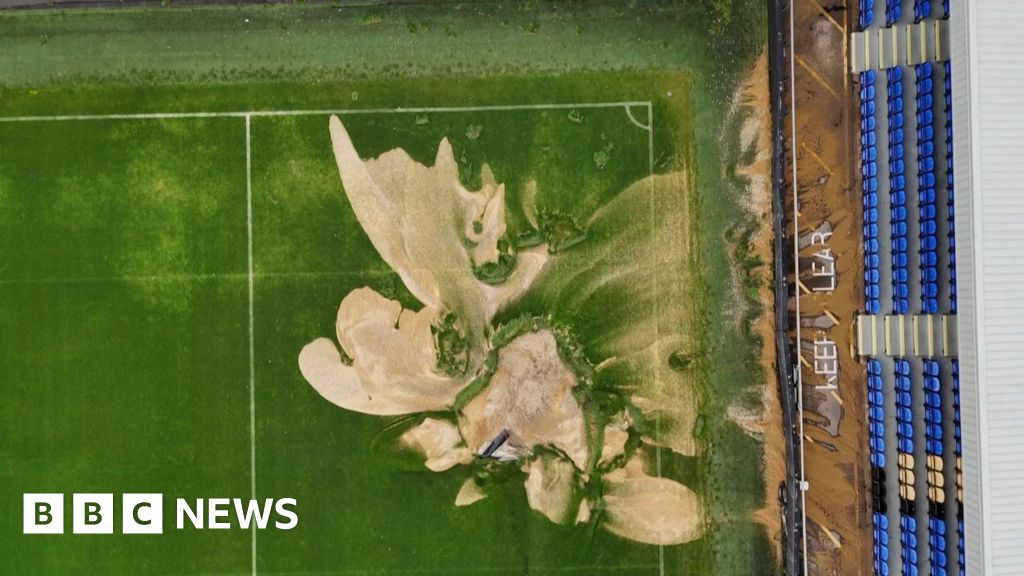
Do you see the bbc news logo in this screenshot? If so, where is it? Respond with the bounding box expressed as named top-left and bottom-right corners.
top-left (23, 494), bottom-right (298, 534)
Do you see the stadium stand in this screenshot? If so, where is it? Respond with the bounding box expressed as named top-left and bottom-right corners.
top-left (858, 4), bottom-right (964, 575)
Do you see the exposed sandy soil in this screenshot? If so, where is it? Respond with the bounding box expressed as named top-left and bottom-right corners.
top-left (600, 423), bottom-right (631, 466)
top-left (467, 165), bottom-right (507, 267)
top-left (298, 287), bottom-right (464, 416)
top-left (327, 115), bottom-right (549, 351)
top-left (455, 477), bottom-right (487, 507)
top-left (459, 329), bottom-right (588, 470)
top-left (301, 117), bottom-right (559, 418)
top-left (400, 417), bottom-right (473, 472)
top-left (302, 115), bottom-right (705, 547)
top-left (602, 454), bottom-right (702, 546)
top-left (786, 2), bottom-right (871, 574)
top-left (523, 453), bottom-right (579, 524)
top-left (806, 517), bottom-right (844, 576)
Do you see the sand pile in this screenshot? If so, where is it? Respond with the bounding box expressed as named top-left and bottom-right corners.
top-left (459, 329), bottom-right (588, 470)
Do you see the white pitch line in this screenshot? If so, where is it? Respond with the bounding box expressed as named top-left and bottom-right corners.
top-left (245, 113), bottom-right (257, 576)
top-left (635, 102), bottom-right (666, 576)
top-left (624, 103), bottom-right (653, 132)
top-left (0, 101), bottom-right (653, 123)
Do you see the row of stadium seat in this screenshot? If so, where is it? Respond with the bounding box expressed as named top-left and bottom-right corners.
top-left (923, 360), bottom-right (943, 456)
top-left (952, 360), bottom-right (961, 467)
top-left (914, 0), bottom-right (932, 22)
top-left (862, 70), bottom-right (882, 314)
top-left (952, 360), bottom-right (964, 576)
top-left (902, 513), bottom-right (920, 576)
top-left (861, 0), bottom-right (876, 29)
top-left (887, 0), bottom-right (902, 27)
top-left (889, 69), bottom-right (910, 315)
top-left (916, 63), bottom-right (941, 314)
top-left (957, 518), bottom-right (964, 576)
top-left (929, 516), bottom-right (949, 576)
top-left (944, 61), bottom-right (958, 314)
top-left (867, 357), bottom-right (889, 574)
top-left (923, 358), bottom-right (948, 576)
top-left (869, 359), bottom-right (887, 468)
top-left (942, 60), bottom-right (961, 576)
top-left (893, 365), bottom-right (917, 546)
top-left (895, 359), bottom-right (914, 456)
top-left (875, 512), bottom-right (892, 576)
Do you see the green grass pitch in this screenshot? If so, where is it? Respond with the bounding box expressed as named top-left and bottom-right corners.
top-left (0, 2), bottom-right (774, 575)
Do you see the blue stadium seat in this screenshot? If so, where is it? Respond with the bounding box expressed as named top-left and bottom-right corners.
top-left (897, 389), bottom-right (913, 407)
top-left (886, 0), bottom-right (901, 26)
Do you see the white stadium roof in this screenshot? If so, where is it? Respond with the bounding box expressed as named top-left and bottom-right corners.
top-left (952, 1), bottom-right (1024, 574)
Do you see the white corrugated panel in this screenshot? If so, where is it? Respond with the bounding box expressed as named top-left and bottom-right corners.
top-left (952, 1), bottom-right (1024, 574)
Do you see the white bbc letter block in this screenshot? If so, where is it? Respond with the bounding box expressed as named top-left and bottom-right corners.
top-left (73, 493), bottom-right (114, 534)
top-left (122, 493), bottom-right (163, 534)
top-left (23, 493), bottom-right (64, 534)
